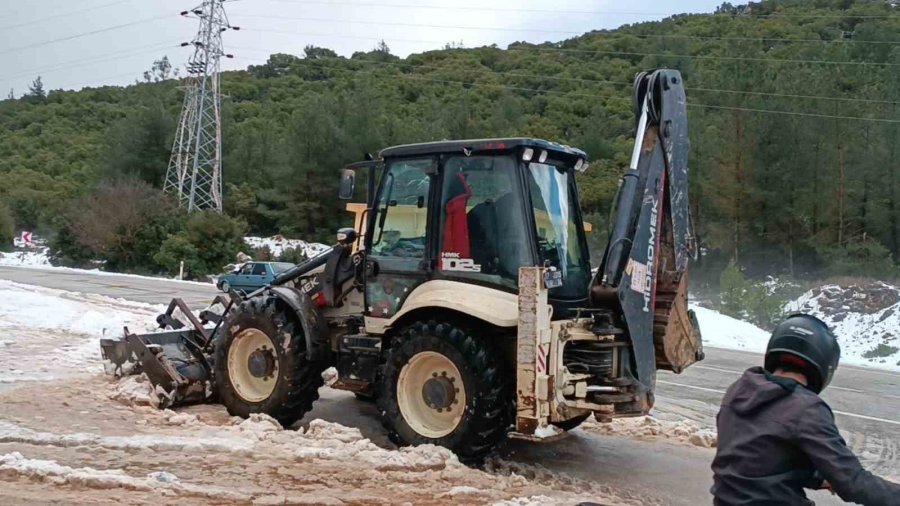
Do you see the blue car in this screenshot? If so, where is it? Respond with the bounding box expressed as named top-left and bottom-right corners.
top-left (217, 262), bottom-right (296, 293)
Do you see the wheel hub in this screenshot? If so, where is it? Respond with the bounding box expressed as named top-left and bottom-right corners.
top-left (247, 347), bottom-right (275, 378)
top-left (227, 328), bottom-right (279, 403)
top-left (422, 374), bottom-right (456, 410)
top-left (397, 351), bottom-right (466, 439)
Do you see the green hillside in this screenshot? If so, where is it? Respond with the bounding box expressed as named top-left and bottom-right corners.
top-left (1, 0), bottom-right (899, 280)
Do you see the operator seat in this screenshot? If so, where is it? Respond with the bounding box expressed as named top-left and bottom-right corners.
top-left (442, 172), bottom-right (473, 257)
top-left (467, 199), bottom-right (499, 274)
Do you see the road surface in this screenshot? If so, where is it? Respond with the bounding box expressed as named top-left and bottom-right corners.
top-left (0, 266), bottom-right (217, 307)
top-left (3, 265), bottom-right (898, 505)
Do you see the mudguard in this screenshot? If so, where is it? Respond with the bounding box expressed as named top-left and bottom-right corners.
top-left (267, 286), bottom-right (330, 363)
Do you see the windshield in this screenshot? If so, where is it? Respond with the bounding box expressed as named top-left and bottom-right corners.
top-left (272, 262), bottom-right (296, 273)
top-left (526, 162), bottom-right (591, 299)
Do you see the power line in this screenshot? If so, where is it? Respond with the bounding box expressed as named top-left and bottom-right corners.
top-left (233, 12), bottom-right (613, 36)
top-left (0, 0), bottom-right (134, 31)
top-left (259, 0), bottom-right (900, 19)
top-left (0, 14), bottom-right (176, 56)
top-left (244, 26), bottom-right (900, 67)
top-left (2, 41), bottom-right (184, 83)
top-left (688, 87), bottom-right (900, 106)
top-left (232, 45), bottom-right (900, 106)
top-left (258, 0), bottom-right (694, 17)
top-left (624, 33), bottom-right (900, 46)
top-left (686, 103), bottom-right (900, 124)
top-left (233, 12), bottom-right (900, 46)
top-left (505, 46), bottom-right (900, 68)
top-left (232, 54), bottom-right (900, 123)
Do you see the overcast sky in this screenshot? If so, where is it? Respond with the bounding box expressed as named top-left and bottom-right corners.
top-left (0, 0), bottom-right (724, 97)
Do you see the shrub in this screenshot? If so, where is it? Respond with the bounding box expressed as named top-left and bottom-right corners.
top-left (52, 179), bottom-right (181, 271)
top-left (719, 259), bottom-right (745, 319)
top-left (0, 202), bottom-right (13, 252)
top-left (251, 245), bottom-right (275, 262)
top-left (154, 211), bottom-right (247, 279)
top-left (719, 259), bottom-right (786, 329)
top-left (278, 246), bottom-right (310, 265)
top-left (817, 239), bottom-right (898, 279)
top-left (48, 227), bottom-right (95, 267)
top-left (862, 344), bottom-right (899, 359)
top-left (154, 234), bottom-right (201, 278)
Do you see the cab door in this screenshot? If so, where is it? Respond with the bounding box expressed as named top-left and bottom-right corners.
top-left (364, 157), bottom-right (436, 323)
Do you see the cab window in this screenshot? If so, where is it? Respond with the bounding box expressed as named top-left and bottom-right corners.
top-left (372, 159), bottom-right (433, 258)
top-left (437, 155), bottom-right (530, 289)
top-left (251, 263), bottom-right (268, 276)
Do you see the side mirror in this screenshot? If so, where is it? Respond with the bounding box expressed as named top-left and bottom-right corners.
top-left (338, 168), bottom-right (356, 200)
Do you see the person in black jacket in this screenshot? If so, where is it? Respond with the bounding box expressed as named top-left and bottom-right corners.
top-left (711, 313), bottom-right (900, 506)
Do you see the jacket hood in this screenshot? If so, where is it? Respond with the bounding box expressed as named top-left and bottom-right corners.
top-left (728, 366), bottom-right (798, 415)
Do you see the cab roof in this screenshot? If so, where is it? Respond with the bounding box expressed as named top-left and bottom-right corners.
top-left (379, 137), bottom-right (588, 160)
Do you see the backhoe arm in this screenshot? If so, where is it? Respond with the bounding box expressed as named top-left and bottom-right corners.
top-left (595, 69), bottom-right (702, 390)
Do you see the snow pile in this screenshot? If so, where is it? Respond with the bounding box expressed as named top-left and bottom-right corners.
top-left (786, 282), bottom-right (900, 370)
top-left (0, 248), bottom-right (51, 267)
top-left (109, 375), bottom-right (161, 408)
top-left (582, 415), bottom-right (718, 448)
top-left (690, 304), bottom-right (771, 353)
top-left (244, 235), bottom-right (330, 259)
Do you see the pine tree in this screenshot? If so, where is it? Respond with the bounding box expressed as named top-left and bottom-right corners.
top-left (26, 76), bottom-right (45, 100)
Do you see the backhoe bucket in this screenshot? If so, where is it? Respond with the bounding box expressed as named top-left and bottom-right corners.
top-left (100, 296), bottom-right (231, 408)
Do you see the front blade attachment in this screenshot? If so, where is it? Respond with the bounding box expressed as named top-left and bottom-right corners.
top-left (100, 297), bottom-right (224, 408)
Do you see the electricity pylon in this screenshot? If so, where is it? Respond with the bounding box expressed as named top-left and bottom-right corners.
top-left (163, 0), bottom-right (236, 212)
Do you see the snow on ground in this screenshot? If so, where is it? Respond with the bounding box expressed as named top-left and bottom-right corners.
top-left (691, 281), bottom-right (900, 371)
top-left (0, 250), bottom-right (215, 286)
top-left (582, 416), bottom-right (718, 449)
top-left (691, 304), bottom-right (771, 354)
top-left (0, 280), bottom-right (163, 384)
top-left (786, 282), bottom-right (900, 371)
top-left (244, 235), bottom-right (330, 259)
top-left (0, 248), bottom-right (50, 267)
top-left (0, 280), bottom-right (646, 505)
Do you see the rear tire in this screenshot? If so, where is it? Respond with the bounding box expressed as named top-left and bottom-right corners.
top-left (377, 320), bottom-right (511, 460)
top-left (214, 296), bottom-right (325, 427)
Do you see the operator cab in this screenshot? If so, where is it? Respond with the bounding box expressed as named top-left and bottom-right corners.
top-left (342, 138), bottom-right (592, 318)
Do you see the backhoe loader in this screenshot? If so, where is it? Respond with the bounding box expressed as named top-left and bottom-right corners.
top-left (101, 68), bottom-right (703, 459)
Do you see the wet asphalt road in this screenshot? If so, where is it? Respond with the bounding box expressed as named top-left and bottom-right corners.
top-left (0, 266), bottom-right (218, 307)
top-left (3, 265), bottom-right (897, 505)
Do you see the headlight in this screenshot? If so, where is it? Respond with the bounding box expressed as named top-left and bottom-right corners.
top-left (522, 148), bottom-right (534, 162)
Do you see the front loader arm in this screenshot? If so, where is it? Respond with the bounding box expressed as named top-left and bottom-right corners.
top-left (596, 69), bottom-right (701, 390)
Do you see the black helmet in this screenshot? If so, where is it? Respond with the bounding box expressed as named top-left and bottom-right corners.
top-left (764, 314), bottom-right (840, 394)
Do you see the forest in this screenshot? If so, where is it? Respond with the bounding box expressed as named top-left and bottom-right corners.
top-left (1, 0), bottom-right (899, 284)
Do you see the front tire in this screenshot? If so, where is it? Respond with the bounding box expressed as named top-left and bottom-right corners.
top-left (377, 320), bottom-right (511, 460)
top-left (219, 280), bottom-right (231, 293)
top-left (214, 296), bottom-right (325, 427)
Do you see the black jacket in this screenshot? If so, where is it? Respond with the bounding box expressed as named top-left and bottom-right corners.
top-left (711, 367), bottom-right (900, 505)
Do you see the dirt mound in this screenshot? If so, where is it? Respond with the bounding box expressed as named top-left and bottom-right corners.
top-left (787, 282), bottom-right (900, 369)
